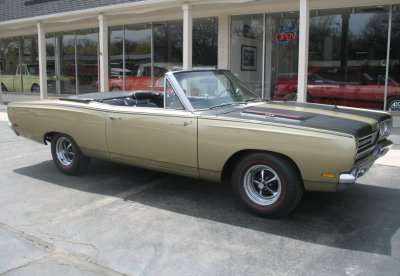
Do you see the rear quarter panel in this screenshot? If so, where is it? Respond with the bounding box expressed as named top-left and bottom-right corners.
top-left (7, 101), bottom-right (109, 159)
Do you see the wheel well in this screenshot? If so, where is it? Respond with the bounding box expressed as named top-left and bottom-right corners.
top-left (221, 150), bottom-right (303, 186)
top-left (1, 82), bottom-right (7, 91)
top-left (387, 96), bottom-right (400, 103)
top-left (44, 132), bottom-right (58, 145)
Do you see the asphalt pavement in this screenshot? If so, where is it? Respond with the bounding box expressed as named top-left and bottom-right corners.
top-left (0, 108), bottom-right (399, 275)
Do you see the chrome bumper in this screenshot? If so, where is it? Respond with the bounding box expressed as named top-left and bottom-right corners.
top-left (337, 139), bottom-right (392, 191)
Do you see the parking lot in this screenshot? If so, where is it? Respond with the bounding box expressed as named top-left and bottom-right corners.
top-left (0, 107), bottom-right (400, 275)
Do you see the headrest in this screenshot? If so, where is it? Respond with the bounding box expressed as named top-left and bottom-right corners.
top-left (133, 91), bottom-right (155, 100)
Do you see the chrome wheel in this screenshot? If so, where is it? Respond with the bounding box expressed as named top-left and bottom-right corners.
top-left (55, 137), bottom-right (74, 166)
top-left (232, 153), bottom-right (303, 217)
top-left (388, 99), bottom-right (400, 111)
top-left (243, 164), bottom-right (282, 206)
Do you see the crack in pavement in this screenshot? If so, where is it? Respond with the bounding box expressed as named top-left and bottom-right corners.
top-left (0, 219), bottom-right (126, 275)
top-left (0, 179), bottom-right (160, 275)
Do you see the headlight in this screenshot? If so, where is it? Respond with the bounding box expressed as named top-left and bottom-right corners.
top-left (379, 119), bottom-right (392, 139)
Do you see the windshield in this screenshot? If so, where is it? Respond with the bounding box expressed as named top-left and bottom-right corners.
top-left (173, 70), bottom-right (260, 110)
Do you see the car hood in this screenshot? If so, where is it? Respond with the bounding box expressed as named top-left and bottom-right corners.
top-left (216, 101), bottom-right (391, 137)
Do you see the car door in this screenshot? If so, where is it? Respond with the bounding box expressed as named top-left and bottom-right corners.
top-left (105, 106), bottom-right (198, 176)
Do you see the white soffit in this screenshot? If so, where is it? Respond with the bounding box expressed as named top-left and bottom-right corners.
top-left (0, 0), bottom-right (399, 38)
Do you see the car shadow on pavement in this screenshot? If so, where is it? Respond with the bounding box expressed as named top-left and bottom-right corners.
top-left (14, 159), bottom-right (400, 256)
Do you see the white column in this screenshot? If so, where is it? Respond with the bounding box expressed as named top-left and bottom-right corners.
top-left (182, 4), bottom-right (193, 69)
top-left (218, 15), bottom-right (230, 69)
top-left (297, 0), bottom-right (310, 102)
top-left (37, 22), bottom-right (47, 100)
top-left (98, 14), bottom-right (109, 92)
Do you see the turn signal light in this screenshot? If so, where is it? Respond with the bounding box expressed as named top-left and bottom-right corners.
top-left (322, 173), bottom-right (336, 178)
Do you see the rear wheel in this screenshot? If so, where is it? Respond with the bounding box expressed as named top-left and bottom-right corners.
top-left (51, 133), bottom-right (90, 175)
top-left (387, 97), bottom-right (400, 111)
top-left (111, 86), bottom-right (121, 92)
top-left (31, 83), bottom-right (40, 93)
top-left (1, 82), bottom-right (7, 92)
top-left (232, 153), bottom-right (303, 218)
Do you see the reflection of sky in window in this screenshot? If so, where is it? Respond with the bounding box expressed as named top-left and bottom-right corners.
top-left (125, 29), bottom-right (150, 42)
top-left (311, 12), bottom-right (385, 35)
top-left (77, 32), bottom-right (98, 43)
top-left (350, 14), bottom-right (376, 33)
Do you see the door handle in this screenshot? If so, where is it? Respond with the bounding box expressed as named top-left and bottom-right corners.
top-left (109, 116), bottom-right (122, 121)
top-left (169, 121), bottom-right (192, 126)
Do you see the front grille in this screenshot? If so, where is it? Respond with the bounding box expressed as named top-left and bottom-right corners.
top-left (356, 131), bottom-right (378, 160)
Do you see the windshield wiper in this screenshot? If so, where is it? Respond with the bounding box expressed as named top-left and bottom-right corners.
top-left (242, 98), bottom-right (265, 103)
top-left (208, 102), bottom-right (243, 110)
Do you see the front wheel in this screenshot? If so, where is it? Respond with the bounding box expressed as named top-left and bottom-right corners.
top-left (51, 133), bottom-right (90, 175)
top-left (232, 153), bottom-right (303, 218)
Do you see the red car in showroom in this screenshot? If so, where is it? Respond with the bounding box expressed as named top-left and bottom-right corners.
top-left (109, 63), bottom-right (179, 92)
top-left (272, 67), bottom-right (400, 111)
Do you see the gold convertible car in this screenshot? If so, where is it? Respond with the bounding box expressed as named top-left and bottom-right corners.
top-left (7, 69), bottom-right (393, 218)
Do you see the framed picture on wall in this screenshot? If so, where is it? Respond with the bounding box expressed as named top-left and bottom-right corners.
top-left (241, 45), bottom-right (257, 71)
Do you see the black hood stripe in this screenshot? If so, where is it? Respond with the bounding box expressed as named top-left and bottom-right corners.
top-left (221, 104), bottom-right (382, 137)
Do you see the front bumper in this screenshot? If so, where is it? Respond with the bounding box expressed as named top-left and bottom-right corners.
top-left (337, 139), bottom-right (392, 191)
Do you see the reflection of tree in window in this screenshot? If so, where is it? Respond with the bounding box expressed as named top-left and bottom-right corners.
top-left (193, 18), bottom-right (218, 66)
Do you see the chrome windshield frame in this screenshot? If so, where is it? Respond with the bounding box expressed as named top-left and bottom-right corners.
top-left (164, 69), bottom-right (260, 113)
top-left (164, 71), bottom-right (196, 113)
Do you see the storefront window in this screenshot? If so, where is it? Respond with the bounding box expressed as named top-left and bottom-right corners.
top-left (125, 24), bottom-right (152, 90)
top-left (20, 36), bottom-right (39, 93)
top-left (193, 17), bottom-right (218, 66)
top-left (61, 31), bottom-right (77, 94)
top-left (109, 26), bottom-right (124, 91)
top-left (153, 20), bottom-right (183, 66)
top-left (388, 5), bottom-right (400, 111)
top-left (230, 14), bottom-right (264, 96)
top-left (0, 37), bottom-right (20, 92)
top-left (268, 12), bottom-right (299, 100)
top-left (307, 7), bottom-right (390, 109)
top-left (76, 29), bottom-right (98, 93)
top-left (46, 33), bottom-right (56, 93)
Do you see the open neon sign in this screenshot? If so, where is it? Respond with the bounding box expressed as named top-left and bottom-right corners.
top-left (276, 30), bottom-right (297, 44)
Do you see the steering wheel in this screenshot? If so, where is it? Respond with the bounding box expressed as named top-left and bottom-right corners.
top-left (217, 89), bottom-right (233, 97)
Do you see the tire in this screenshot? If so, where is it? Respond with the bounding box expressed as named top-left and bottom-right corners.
top-left (387, 97), bottom-right (400, 111)
top-left (1, 82), bottom-right (7, 92)
top-left (51, 133), bottom-right (90, 175)
top-left (111, 86), bottom-right (121, 92)
top-left (232, 152), bottom-right (303, 218)
top-left (287, 92), bottom-right (313, 103)
top-left (31, 83), bottom-right (40, 93)
top-left (287, 92), bottom-right (297, 101)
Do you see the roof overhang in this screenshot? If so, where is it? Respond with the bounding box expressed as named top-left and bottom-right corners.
top-left (0, 0), bottom-right (398, 38)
